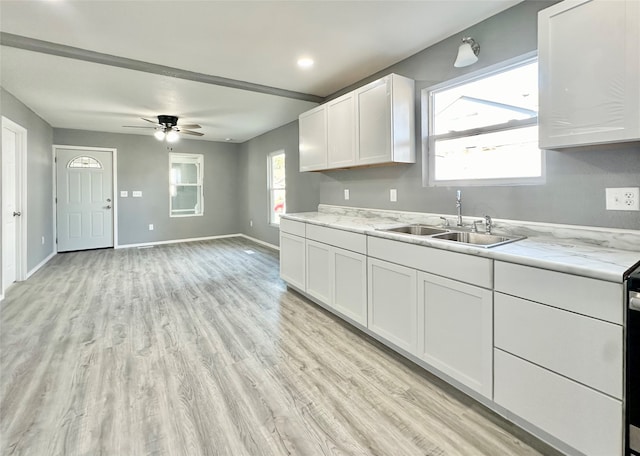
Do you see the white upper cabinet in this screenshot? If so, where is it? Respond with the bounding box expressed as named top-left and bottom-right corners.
top-left (538, 0), bottom-right (640, 148)
top-left (356, 74), bottom-right (415, 165)
top-left (327, 92), bottom-right (356, 169)
top-left (299, 105), bottom-right (328, 172)
top-left (299, 73), bottom-right (415, 172)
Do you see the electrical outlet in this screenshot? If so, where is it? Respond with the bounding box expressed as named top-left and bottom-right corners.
top-left (390, 188), bottom-right (397, 202)
top-left (344, 189), bottom-right (350, 200)
top-left (41, 236), bottom-right (45, 245)
top-left (120, 190), bottom-right (128, 198)
top-left (250, 220), bottom-right (253, 227)
top-left (148, 224), bottom-right (154, 231)
top-left (605, 187), bottom-right (639, 211)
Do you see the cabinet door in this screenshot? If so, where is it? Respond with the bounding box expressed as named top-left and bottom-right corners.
top-left (367, 258), bottom-right (417, 354)
top-left (306, 239), bottom-right (332, 305)
top-left (299, 105), bottom-right (327, 171)
top-left (332, 248), bottom-right (367, 326)
top-left (417, 272), bottom-right (493, 398)
top-left (495, 349), bottom-right (623, 456)
top-left (539, 0), bottom-right (640, 148)
top-left (356, 77), bottom-right (392, 165)
top-left (280, 232), bottom-right (305, 290)
top-left (327, 93), bottom-right (356, 169)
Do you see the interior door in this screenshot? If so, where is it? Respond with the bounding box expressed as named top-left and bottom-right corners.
top-left (56, 148), bottom-right (113, 252)
top-left (2, 125), bottom-right (18, 290)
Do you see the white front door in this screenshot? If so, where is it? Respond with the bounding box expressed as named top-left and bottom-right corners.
top-left (2, 124), bottom-right (19, 290)
top-left (56, 148), bottom-right (114, 252)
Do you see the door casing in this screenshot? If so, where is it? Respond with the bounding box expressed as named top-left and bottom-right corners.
top-left (52, 145), bottom-right (118, 252)
top-left (1, 116), bottom-right (28, 298)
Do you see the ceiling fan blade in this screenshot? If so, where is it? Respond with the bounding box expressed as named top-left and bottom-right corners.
top-left (180, 129), bottom-right (204, 136)
top-left (177, 124), bottom-right (201, 129)
top-left (141, 117), bottom-right (162, 126)
top-left (123, 125), bottom-right (156, 129)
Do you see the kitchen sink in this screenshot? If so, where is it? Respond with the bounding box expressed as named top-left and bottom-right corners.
top-left (431, 231), bottom-right (524, 248)
top-left (382, 225), bottom-right (447, 236)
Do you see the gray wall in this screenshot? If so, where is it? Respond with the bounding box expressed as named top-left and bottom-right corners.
top-left (53, 129), bottom-right (241, 245)
top-left (0, 88), bottom-right (55, 279)
top-left (272, 0), bottom-right (639, 231)
top-left (238, 120), bottom-right (321, 246)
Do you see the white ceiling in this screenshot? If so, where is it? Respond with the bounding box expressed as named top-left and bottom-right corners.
top-left (0, 0), bottom-right (522, 143)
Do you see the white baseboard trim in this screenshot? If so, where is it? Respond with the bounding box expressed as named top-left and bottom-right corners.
top-left (27, 251), bottom-right (57, 279)
top-left (239, 234), bottom-right (279, 251)
top-left (116, 234), bottom-right (241, 249)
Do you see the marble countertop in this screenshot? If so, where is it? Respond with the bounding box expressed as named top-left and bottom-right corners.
top-left (282, 207), bottom-right (640, 284)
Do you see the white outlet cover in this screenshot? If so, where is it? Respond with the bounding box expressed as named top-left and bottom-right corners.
top-left (344, 189), bottom-right (350, 200)
top-left (120, 190), bottom-right (128, 198)
top-left (605, 187), bottom-right (639, 211)
top-left (148, 224), bottom-right (154, 231)
top-left (390, 188), bottom-right (397, 202)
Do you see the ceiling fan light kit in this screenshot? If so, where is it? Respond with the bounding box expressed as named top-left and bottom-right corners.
top-left (123, 114), bottom-right (204, 141)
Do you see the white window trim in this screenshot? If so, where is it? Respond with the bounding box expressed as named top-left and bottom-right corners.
top-left (169, 153), bottom-right (204, 218)
top-left (422, 51), bottom-right (545, 187)
top-left (268, 150), bottom-right (286, 227)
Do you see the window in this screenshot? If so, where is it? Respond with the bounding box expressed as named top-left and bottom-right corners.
top-left (268, 150), bottom-right (286, 225)
top-left (424, 56), bottom-right (544, 186)
top-left (169, 153), bottom-right (203, 217)
top-left (68, 156), bottom-right (102, 169)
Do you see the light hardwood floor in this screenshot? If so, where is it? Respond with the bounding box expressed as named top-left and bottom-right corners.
top-left (1, 238), bottom-right (560, 456)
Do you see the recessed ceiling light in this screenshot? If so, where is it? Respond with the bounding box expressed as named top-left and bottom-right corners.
top-left (297, 57), bottom-right (314, 69)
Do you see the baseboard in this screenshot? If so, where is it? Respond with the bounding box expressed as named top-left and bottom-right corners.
top-left (239, 234), bottom-right (279, 251)
top-left (27, 251), bottom-right (56, 279)
top-left (115, 234), bottom-right (241, 249)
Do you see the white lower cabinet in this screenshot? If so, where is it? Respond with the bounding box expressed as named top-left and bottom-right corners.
top-left (279, 232), bottom-right (306, 291)
top-left (282, 222), bottom-right (627, 456)
top-left (305, 239), bottom-right (367, 326)
top-left (416, 272), bottom-right (493, 398)
top-left (306, 240), bottom-right (332, 304)
top-left (332, 248), bottom-right (367, 325)
top-left (495, 349), bottom-right (623, 456)
top-left (367, 258), bottom-right (417, 354)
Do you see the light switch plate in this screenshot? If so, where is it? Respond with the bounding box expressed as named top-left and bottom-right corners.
top-left (148, 224), bottom-right (154, 231)
top-left (390, 188), bottom-right (397, 202)
top-left (120, 190), bottom-right (128, 198)
top-left (132, 191), bottom-right (142, 198)
top-left (344, 189), bottom-right (350, 200)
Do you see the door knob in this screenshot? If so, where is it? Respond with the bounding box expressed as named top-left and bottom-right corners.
top-left (105, 205), bottom-right (112, 209)
top-left (106, 198), bottom-right (112, 202)
top-left (13, 211), bottom-right (21, 217)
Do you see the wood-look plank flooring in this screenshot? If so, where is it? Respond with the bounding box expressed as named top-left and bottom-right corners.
top-left (1, 237), bottom-right (559, 456)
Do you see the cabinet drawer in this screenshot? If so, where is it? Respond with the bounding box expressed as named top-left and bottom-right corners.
top-left (494, 261), bottom-right (623, 324)
top-left (306, 224), bottom-right (366, 254)
top-left (367, 236), bottom-right (492, 288)
top-left (280, 219), bottom-right (306, 237)
top-left (495, 293), bottom-right (622, 399)
top-left (494, 349), bottom-right (623, 456)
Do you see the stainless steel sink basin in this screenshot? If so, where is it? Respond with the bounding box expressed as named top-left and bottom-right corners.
top-left (431, 231), bottom-right (524, 248)
top-left (382, 225), bottom-right (447, 236)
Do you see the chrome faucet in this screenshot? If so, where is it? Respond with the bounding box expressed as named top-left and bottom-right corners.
top-left (439, 216), bottom-right (450, 228)
top-left (456, 190), bottom-right (463, 226)
top-left (484, 215), bottom-right (493, 234)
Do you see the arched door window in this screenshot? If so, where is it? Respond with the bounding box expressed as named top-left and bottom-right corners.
top-left (67, 156), bottom-right (103, 169)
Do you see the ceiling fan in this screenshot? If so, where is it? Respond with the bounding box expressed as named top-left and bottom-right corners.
top-left (123, 115), bottom-right (204, 142)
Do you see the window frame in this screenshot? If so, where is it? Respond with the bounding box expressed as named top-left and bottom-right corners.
top-left (169, 153), bottom-right (204, 218)
top-left (267, 150), bottom-right (286, 226)
top-left (422, 52), bottom-right (545, 187)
